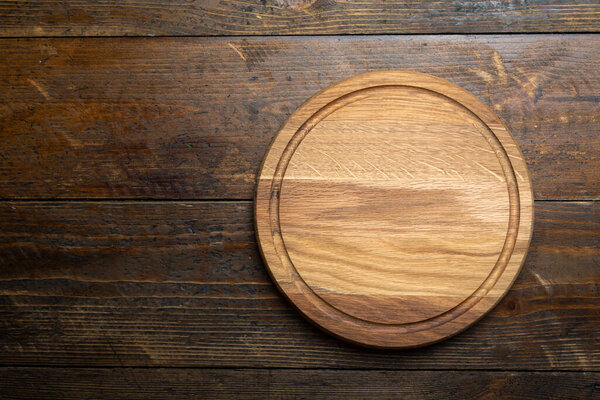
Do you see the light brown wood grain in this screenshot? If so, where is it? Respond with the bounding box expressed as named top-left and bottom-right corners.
top-left (256, 71), bottom-right (534, 348)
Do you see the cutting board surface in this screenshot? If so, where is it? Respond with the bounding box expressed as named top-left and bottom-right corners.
top-left (255, 71), bottom-right (533, 348)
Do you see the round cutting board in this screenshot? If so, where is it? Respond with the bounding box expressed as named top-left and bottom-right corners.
top-left (255, 71), bottom-right (533, 348)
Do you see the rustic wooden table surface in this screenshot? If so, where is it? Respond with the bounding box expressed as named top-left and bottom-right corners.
top-left (0, 1), bottom-right (599, 399)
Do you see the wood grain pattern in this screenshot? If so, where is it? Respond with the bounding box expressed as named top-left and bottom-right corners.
top-left (1, 1), bottom-right (599, 37)
top-left (0, 201), bottom-right (597, 368)
top-left (1, 36), bottom-right (599, 200)
top-left (0, 1), bottom-right (597, 396)
top-left (256, 71), bottom-right (534, 347)
top-left (1, 368), bottom-right (598, 399)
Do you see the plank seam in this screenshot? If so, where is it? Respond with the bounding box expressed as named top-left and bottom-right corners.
top-left (0, 32), bottom-right (600, 40)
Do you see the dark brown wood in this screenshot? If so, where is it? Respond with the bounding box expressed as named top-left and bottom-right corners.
top-left (0, 368), bottom-right (598, 399)
top-left (1, 1), bottom-right (599, 37)
top-left (0, 201), bottom-right (597, 369)
top-left (1, 36), bottom-right (599, 200)
top-left (0, 3), bottom-right (597, 398)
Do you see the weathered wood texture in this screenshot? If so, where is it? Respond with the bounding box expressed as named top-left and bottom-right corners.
top-left (1, 36), bottom-right (598, 200)
top-left (1, 1), bottom-right (599, 37)
top-left (256, 71), bottom-right (534, 347)
top-left (0, 201), bottom-right (597, 369)
top-left (0, 368), bottom-right (598, 400)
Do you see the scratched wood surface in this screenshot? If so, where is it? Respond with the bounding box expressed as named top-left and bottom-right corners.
top-left (1, 36), bottom-right (599, 200)
top-left (1, 2), bottom-right (599, 397)
top-left (255, 71), bottom-right (534, 347)
top-left (0, 201), bottom-right (597, 369)
top-left (1, 0), bottom-right (599, 37)
top-left (0, 368), bottom-right (598, 399)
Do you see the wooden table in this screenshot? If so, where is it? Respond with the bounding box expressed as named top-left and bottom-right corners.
top-left (0, 2), bottom-right (599, 398)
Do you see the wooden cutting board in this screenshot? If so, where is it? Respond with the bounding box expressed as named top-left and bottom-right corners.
top-left (255, 71), bottom-right (534, 348)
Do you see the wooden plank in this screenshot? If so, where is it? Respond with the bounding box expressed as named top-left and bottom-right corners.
top-left (0, 368), bottom-right (598, 399)
top-left (0, 201), bottom-right (598, 369)
top-left (0, 1), bottom-right (599, 37)
top-left (1, 36), bottom-right (599, 200)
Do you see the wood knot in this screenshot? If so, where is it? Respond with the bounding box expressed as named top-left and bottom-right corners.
top-left (273, 0), bottom-right (334, 11)
top-left (505, 299), bottom-right (520, 314)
